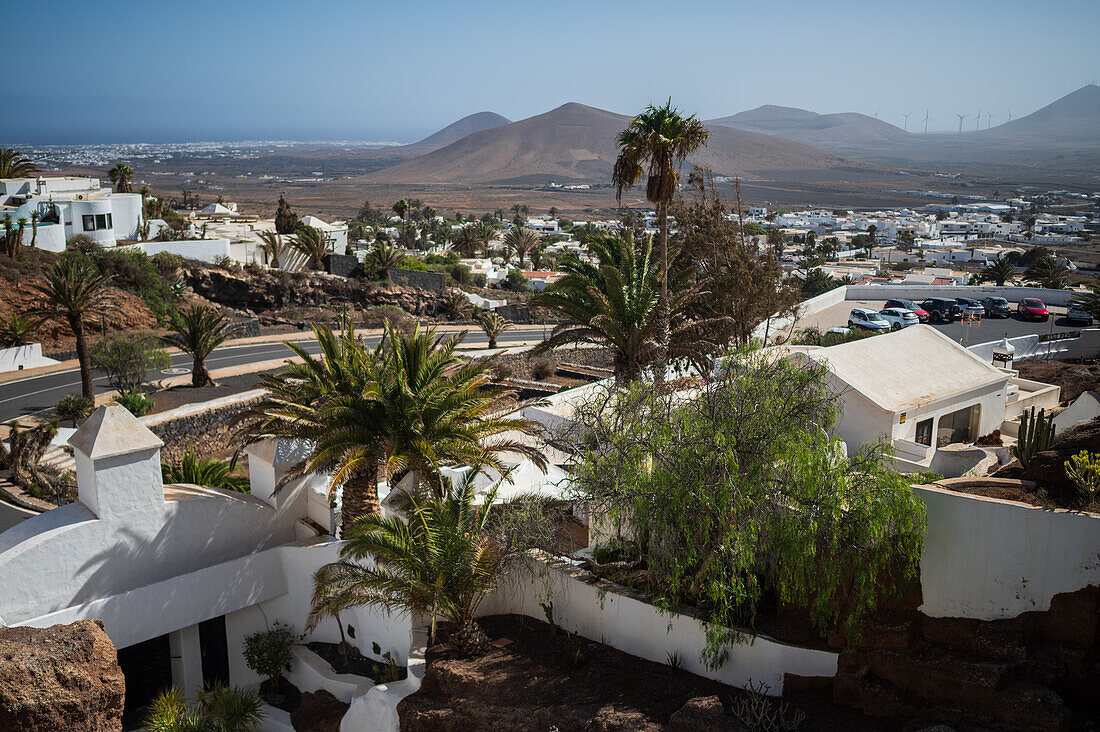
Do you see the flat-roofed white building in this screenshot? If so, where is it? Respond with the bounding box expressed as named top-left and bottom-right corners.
top-left (1, 176), bottom-right (142, 251)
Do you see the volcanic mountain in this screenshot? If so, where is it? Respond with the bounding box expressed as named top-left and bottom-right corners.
top-left (980, 84), bottom-right (1100, 145)
top-left (708, 105), bottom-right (910, 147)
top-left (400, 111), bottom-right (512, 155)
top-left (366, 102), bottom-right (863, 185)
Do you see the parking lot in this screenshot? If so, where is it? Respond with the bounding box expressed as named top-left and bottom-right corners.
top-left (795, 298), bottom-right (1090, 347)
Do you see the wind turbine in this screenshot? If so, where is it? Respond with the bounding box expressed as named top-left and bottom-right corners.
top-left (1007, 109), bottom-right (1013, 122)
top-left (872, 108), bottom-right (880, 120)
top-left (956, 113), bottom-right (968, 135)
top-left (975, 110), bottom-right (981, 132)
top-left (923, 110), bottom-right (932, 134)
top-left (986, 111), bottom-right (995, 129)
top-left (902, 112), bottom-right (911, 131)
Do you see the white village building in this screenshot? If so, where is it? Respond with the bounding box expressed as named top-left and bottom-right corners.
top-left (1, 176), bottom-right (142, 252)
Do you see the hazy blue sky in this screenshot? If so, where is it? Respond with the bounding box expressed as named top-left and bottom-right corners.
top-left (4, 0), bottom-right (1097, 143)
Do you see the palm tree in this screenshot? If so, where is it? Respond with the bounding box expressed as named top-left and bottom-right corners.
top-left (533, 232), bottom-right (687, 382)
top-left (310, 474), bottom-right (538, 648)
top-left (1025, 256), bottom-right (1070, 289)
top-left (368, 241), bottom-right (403, 279)
top-left (502, 226), bottom-right (541, 268)
top-left (30, 258), bottom-right (113, 398)
top-left (529, 243), bottom-right (546, 270)
top-left (477, 312), bottom-right (511, 349)
top-left (162, 449), bottom-right (250, 493)
top-left (29, 210), bottom-right (39, 249)
top-left (0, 311), bottom-right (40, 347)
top-left (257, 230), bottom-right (287, 269)
top-left (979, 256), bottom-right (1017, 286)
top-left (392, 199), bottom-right (410, 222)
top-left (237, 321), bottom-right (545, 531)
top-left (0, 149), bottom-right (38, 178)
top-left (471, 220), bottom-right (499, 255)
top-left (445, 289), bottom-right (472, 320)
top-left (450, 226), bottom-right (481, 258)
top-left (163, 306), bottom-right (239, 387)
top-left (108, 163), bottom-right (135, 193)
top-left (613, 100), bottom-right (709, 380)
top-left (291, 225), bottom-right (329, 270)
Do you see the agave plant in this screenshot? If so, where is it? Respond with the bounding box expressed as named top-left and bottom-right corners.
top-left (162, 449), bottom-right (250, 493)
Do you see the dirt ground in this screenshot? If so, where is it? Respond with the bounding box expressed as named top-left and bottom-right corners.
top-left (397, 614), bottom-right (882, 732)
top-left (1016, 358), bottom-right (1100, 404)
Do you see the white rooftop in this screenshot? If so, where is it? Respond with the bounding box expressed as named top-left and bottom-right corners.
top-left (68, 404), bottom-right (164, 460)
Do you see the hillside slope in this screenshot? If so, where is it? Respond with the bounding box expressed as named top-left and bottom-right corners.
top-left (367, 102), bottom-right (861, 185)
top-left (401, 111), bottom-right (512, 155)
top-left (709, 105), bottom-right (910, 146)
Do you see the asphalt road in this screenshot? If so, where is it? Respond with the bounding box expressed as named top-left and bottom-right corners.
top-left (0, 327), bottom-right (547, 424)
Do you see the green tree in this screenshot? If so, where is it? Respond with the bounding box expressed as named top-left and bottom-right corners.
top-left (108, 163), bottom-right (135, 193)
top-left (451, 226), bottom-right (481, 257)
top-left (291, 225), bottom-right (329, 270)
top-left (1025, 256), bottom-right (1070, 289)
top-left (477, 311), bottom-right (511, 349)
top-left (236, 321), bottom-right (545, 531)
top-left (257, 230), bottom-right (287, 269)
top-left (471, 220), bottom-right (499, 254)
top-left (502, 226), bottom-right (541, 268)
top-left (392, 198), bottom-right (410, 221)
top-left (30, 257), bottom-right (114, 398)
top-left (56, 393), bottom-right (94, 427)
top-left (274, 195), bottom-right (298, 235)
top-left (163, 306), bottom-right (239, 387)
top-left (613, 100), bottom-right (709, 381)
top-left (368, 241), bottom-right (403, 279)
top-left (979, 256), bottom-right (1017, 286)
top-left (90, 332), bottom-right (171, 394)
top-left (801, 268), bottom-right (840, 298)
top-left (310, 473), bottom-right (552, 649)
top-left (0, 149), bottom-right (38, 178)
top-left (572, 348), bottom-right (925, 664)
top-left (162, 449), bottom-right (250, 493)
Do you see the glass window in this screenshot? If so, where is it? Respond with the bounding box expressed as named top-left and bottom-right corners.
top-left (95, 213), bottom-right (108, 230)
top-left (83, 214), bottom-right (96, 231)
top-left (106, 213), bottom-right (113, 229)
top-left (915, 418), bottom-right (933, 446)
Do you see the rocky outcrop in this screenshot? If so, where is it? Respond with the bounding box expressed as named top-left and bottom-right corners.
top-left (185, 267), bottom-right (451, 316)
top-left (0, 619), bottom-right (125, 731)
top-left (667, 696), bottom-right (743, 731)
top-left (1024, 418), bottom-right (1100, 508)
top-left (290, 690), bottom-right (349, 732)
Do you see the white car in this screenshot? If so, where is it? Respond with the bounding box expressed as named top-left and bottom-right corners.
top-left (848, 308), bottom-right (891, 332)
top-left (879, 307), bottom-right (920, 330)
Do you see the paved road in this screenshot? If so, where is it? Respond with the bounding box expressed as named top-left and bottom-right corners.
top-left (0, 499), bottom-right (34, 533)
top-left (0, 327), bottom-right (548, 424)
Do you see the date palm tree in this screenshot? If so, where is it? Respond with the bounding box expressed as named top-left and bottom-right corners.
top-left (30, 257), bottom-right (113, 398)
top-left (0, 311), bottom-right (41, 347)
top-left (979, 256), bottom-right (1017, 286)
top-left (368, 241), bottom-right (403, 279)
top-left (471, 220), bottom-right (499, 255)
top-left (257, 230), bottom-right (287, 269)
top-left (477, 311), bottom-right (511, 349)
top-left (1025, 256), bottom-right (1070, 289)
top-left (613, 100), bottom-right (709, 380)
top-left (502, 226), bottom-right (541, 268)
top-left (291, 224), bottom-right (329, 270)
top-left (108, 163), bottom-right (135, 193)
top-left (162, 449), bottom-right (250, 493)
top-left (237, 321), bottom-right (545, 531)
top-left (0, 149), bottom-right (38, 178)
top-left (163, 305), bottom-right (240, 387)
top-left (450, 226), bottom-right (481, 258)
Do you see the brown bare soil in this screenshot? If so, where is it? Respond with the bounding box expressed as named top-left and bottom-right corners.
top-left (1016, 358), bottom-right (1100, 404)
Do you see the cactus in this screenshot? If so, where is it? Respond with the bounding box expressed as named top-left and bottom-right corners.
top-left (1013, 407), bottom-right (1055, 468)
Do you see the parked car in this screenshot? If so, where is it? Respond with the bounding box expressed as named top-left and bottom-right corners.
top-left (955, 297), bottom-right (985, 320)
top-left (980, 297), bottom-right (1012, 318)
top-left (879, 307), bottom-right (920, 330)
top-left (1017, 298), bottom-right (1049, 321)
top-left (884, 298), bottom-right (930, 323)
top-left (1066, 302), bottom-right (1094, 325)
top-left (920, 298), bottom-right (962, 323)
top-left (848, 308), bottom-right (892, 331)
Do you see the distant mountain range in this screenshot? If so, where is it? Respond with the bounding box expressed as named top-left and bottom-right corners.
top-left (364, 85), bottom-right (1099, 186)
top-left (367, 102), bottom-right (859, 185)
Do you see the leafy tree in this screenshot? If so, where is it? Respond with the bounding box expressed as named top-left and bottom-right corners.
top-left (897, 230), bottom-right (915, 252)
top-left (1025, 256), bottom-right (1070, 289)
top-left (274, 195), bottom-right (298, 235)
top-left (979, 256), bottom-right (1017, 286)
top-left (548, 206), bottom-right (558, 219)
top-left (498, 269), bottom-right (529, 292)
top-left (56, 393), bottom-right (94, 427)
top-left (392, 198), bottom-right (410, 221)
top-left (310, 473), bottom-right (554, 649)
top-left (0, 310), bottom-right (40, 347)
top-left (107, 163), bottom-right (135, 193)
top-left (30, 257), bottom-right (113, 398)
top-left (571, 348), bottom-right (925, 665)
top-left (290, 225), bottom-right (329, 270)
top-left (236, 321), bottom-right (545, 531)
top-left (502, 226), bottom-right (541, 267)
top-left (91, 332), bottom-right (170, 394)
top-left (162, 449), bottom-right (249, 493)
top-left (477, 311), bottom-right (511, 349)
top-left (471, 220), bottom-right (499, 254)
top-left (765, 226), bottom-right (785, 259)
top-left (613, 99), bottom-right (709, 380)
top-left (242, 622), bottom-right (299, 687)
top-left (0, 149), bottom-right (38, 178)
top-left (163, 306), bottom-right (239, 387)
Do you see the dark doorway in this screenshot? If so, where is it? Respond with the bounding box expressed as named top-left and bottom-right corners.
top-left (199, 615), bottom-right (230, 686)
top-left (117, 633), bottom-right (172, 729)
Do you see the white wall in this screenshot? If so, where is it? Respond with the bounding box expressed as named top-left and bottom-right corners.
top-left (0, 343), bottom-right (59, 373)
top-left (847, 284), bottom-right (1082, 307)
top-left (478, 558), bottom-right (838, 696)
top-left (123, 239), bottom-right (232, 264)
top-left (19, 222), bottom-right (66, 253)
top-left (915, 484), bottom-right (1100, 620)
top-left (969, 329), bottom-right (1100, 363)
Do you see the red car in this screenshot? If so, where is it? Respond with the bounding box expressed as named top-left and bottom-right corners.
top-left (884, 298), bottom-right (930, 323)
top-left (1017, 298), bottom-right (1049, 321)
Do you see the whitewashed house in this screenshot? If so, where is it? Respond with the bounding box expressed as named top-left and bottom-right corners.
top-left (1, 176), bottom-right (142, 251)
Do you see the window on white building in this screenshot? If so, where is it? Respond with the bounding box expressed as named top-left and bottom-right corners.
top-left (82, 213), bottom-right (113, 231)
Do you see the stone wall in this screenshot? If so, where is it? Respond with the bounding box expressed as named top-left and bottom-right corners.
top-left (388, 268), bottom-right (446, 292)
top-left (150, 396), bottom-right (261, 464)
top-left (324, 254), bottom-right (359, 278)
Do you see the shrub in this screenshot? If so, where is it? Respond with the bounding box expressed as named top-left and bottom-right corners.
top-left (395, 256), bottom-right (429, 272)
top-left (1064, 450), bottom-right (1100, 508)
top-left (114, 390), bottom-right (154, 416)
top-left (490, 362), bottom-right (513, 381)
top-left (529, 354), bottom-right (556, 381)
top-left (243, 622), bottom-right (299, 685)
top-left (0, 310), bottom-right (39, 348)
top-left (90, 332), bottom-right (171, 393)
top-left (65, 234), bottom-right (101, 255)
top-left (56, 393), bottom-right (94, 426)
top-left (361, 305), bottom-right (415, 334)
top-left (499, 270), bottom-right (529, 292)
top-left (150, 251), bottom-right (183, 277)
top-left (145, 683), bottom-right (264, 732)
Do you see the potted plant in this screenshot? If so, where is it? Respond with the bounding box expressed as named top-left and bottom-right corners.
top-left (242, 622), bottom-right (299, 708)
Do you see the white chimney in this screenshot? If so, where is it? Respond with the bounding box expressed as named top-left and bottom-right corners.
top-left (68, 404), bottom-right (164, 519)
